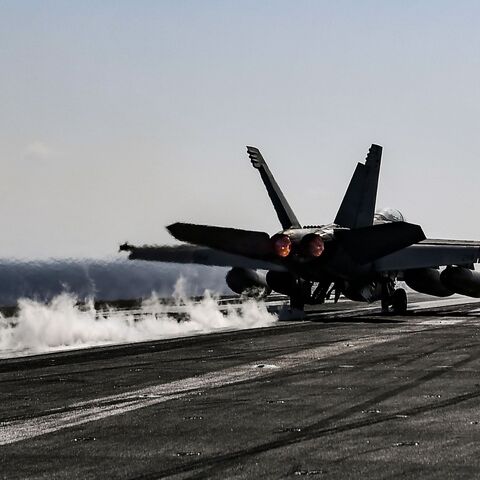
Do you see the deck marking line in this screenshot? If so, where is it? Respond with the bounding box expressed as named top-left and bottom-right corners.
top-left (0, 333), bottom-right (402, 445)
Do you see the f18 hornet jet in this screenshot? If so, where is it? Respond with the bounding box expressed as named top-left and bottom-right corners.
top-left (120, 145), bottom-right (480, 313)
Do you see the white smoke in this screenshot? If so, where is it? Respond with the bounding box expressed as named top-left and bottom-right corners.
top-left (0, 278), bottom-right (277, 358)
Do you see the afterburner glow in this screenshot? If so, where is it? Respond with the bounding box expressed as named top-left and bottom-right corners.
top-left (272, 234), bottom-right (292, 258)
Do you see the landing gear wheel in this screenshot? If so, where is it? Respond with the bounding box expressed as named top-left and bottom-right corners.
top-left (380, 278), bottom-right (395, 314)
top-left (391, 288), bottom-right (407, 315)
top-left (289, 278), bottom-right (311, 311)
top-left (381, 295), bottom-right (390, 314)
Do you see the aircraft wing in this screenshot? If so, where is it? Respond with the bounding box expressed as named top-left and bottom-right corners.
top-left (120, 243), bottom-right (287, 272)
top-left (373, 239), bottom-right (480, 272)
top-left (419, 238), bottom-right (480, 246)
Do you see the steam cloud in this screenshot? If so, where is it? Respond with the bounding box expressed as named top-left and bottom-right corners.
top-left (0, 277), bottom-right (277, 358)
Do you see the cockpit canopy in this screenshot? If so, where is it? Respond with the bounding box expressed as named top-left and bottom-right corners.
top-left (375, 208), bottom-right (405, 223)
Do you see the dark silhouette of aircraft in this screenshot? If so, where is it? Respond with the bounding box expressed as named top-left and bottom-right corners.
top-left (120, 145), bottom-right (480, 314)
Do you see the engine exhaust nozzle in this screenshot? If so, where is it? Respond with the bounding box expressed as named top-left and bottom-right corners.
top-left (271, 234), bottom-right (292, 258)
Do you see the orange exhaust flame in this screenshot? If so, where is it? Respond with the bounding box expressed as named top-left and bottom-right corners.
top-left (272, 234), bottom-right (292, 258)
top-left (307, 235), bottom-right (325, 257)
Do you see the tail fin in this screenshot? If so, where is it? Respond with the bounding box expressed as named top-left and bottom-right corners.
top-left (334, 144), bottom-right (382, 229)
top-left (247, 146), bottom-right (301, 230)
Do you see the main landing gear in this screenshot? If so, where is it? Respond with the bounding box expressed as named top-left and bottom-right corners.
top-left (288, 278), bottom-right (338, 311)
top-left (381, 280), bottom-right (407, 315)
top-left (289, 278), bottom-right (311, 311)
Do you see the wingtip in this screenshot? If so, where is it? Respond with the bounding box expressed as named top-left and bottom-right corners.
top-left (167, 222), bottom-right (192, 241)
top-left (403, 222), bottom-right (426, 243)
top-left (119, 242), bottom-right (134, 252)
top-left (417, 225), bottom-right (427, 242)
top-left (166, 222), bottom-right (179, 235)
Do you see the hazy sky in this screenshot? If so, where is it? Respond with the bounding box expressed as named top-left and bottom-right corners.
top-left (1, 1), bottom-right (480, 259)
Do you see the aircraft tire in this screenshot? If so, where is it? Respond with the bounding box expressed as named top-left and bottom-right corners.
top-left (391, 288), bottom-right (407, 315)
top-left (381, 295), bottom-right (390, 313)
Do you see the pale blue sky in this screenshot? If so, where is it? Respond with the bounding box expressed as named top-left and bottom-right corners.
top-left (1, 1), bottom-right (480, 258)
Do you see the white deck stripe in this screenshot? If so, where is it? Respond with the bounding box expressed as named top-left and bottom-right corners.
top-left (409, 295), bottom-right (480, 310)
top-left (0, 333), bottom-right (402, 445)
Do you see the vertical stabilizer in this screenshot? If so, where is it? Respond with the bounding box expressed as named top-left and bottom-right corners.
top-left (334, 144), bottom-right (382, 229)
top-left (247, 146), bottom-right (301, 230)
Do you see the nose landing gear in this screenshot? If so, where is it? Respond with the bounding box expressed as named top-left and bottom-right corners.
top-left (391, 288), bottom-right (407, 314)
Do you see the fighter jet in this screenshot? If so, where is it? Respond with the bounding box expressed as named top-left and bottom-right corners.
top-left (120, 145), bottom-right (480, 314)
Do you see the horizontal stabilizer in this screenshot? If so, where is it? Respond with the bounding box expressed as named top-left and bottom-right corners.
top-left (167, 222), bottom-right (272, 258)
top-left (247, 146), bottom-right (301, 229)
top-left (335, 221), bottom-right (426, 264)
top-left (121, 244), bottom-right (286, 271)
